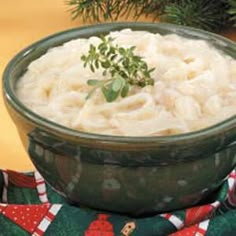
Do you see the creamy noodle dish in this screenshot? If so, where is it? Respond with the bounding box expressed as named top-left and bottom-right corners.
top-left (16, 29), bottom-right (236, 136)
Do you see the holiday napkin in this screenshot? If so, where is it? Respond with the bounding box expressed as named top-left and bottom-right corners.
top-left (0, 169), bottom-right (235, 236)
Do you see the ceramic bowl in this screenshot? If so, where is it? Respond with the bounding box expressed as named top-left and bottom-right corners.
top-left (3, 22), bottom-right (236, 215)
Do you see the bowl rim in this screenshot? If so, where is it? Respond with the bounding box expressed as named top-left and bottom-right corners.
top-left (3, 22), bottom-right (236, 144)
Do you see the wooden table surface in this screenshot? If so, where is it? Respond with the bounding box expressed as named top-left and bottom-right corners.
top-left (0, 0), bottom-right (235, 171)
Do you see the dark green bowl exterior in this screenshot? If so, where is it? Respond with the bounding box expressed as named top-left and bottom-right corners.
top-left (3, 22), bottom-right (236, 215)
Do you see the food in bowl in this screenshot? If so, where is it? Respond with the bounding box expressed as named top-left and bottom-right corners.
top-left (16, 29), bottom-right (236, 136)
top-left (3, 23), bottom-right (236, 215)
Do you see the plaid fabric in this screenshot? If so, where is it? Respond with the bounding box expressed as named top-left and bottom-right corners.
top-left (0, 169), bottom-right (235, 236)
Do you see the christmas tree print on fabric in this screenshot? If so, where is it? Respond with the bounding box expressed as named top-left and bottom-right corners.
top-left (0, 203), bottom-right (61, 235)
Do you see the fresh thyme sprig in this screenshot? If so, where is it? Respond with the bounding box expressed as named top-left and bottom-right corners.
top-left (81, 37), bottom-right (155, 102)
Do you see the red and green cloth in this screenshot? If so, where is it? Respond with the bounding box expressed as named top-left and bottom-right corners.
top-left (0, 169), bottom-right (235, 236)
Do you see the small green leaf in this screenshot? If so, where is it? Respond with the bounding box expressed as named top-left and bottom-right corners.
top-left (110, 54), bottom-right (117, 61)
top-left (101, 60), bottom-right (110, 68)
top-left (87, 79), bottom-right (101, 86)
top-left (98, 43), bottom-right (105, 50)
top-left (99, 44), bottom-right (107, 55)
top-left (121, 83), bottom-right (129, 97)
top-left (118, 47), bottom-right (126, 55)
top-left (90, 44), bottom-right (96, 52)
top-left (130, 46), bottom-right (136, 51)
top-left (119, 70), bottom-right (128, 79)
top-left (110, 47), bottom-right (116, 54)
top-left (102, 86), bottom-right (119, 102)
top-left (81, 55), bottom-right (87, 61)
top-left (143, 70), bottom-right (150, 78)
top-left (122, 60), bottom-right (129, 68)
top-left (133, 56), bottom-right (141, 61)
top-left (90, 64), bottom-right (95, 72)
top-left (111, 78), bottom-right (123, 92)
top-left (148, 67), bottom-right (155, 73)
top-left (95, 60), bottom-right (99, 69)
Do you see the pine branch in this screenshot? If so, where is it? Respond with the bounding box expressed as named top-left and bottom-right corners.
top-left (66, 0), bottom-right (168, 22)
top-left (228, 0), bottom-right (236, 25)
top-left (132, 0), bottom-right (170, 19)
top-left (161, 0), bottom-right (230, 32)
top-left (67, 0), bottom-right (137, 21)
top-left (67, 0), bottom-right (112, 21)
top-left (66, 0), bottom-right (235, 32)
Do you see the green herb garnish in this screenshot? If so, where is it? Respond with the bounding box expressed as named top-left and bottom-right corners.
top-left (81, 37), bottom-right (155, 102)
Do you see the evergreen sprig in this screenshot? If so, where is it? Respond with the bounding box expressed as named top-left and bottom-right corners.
top-left (161, 0), bottom-right (229, 32)
top-left (66, 0), bottom-right (167, 21)
top-left (67, 0), bottom-right (236, 32)
top-left (81, 37), bottom-right (155, 102)
top-left (229, 0), bottom-right (236, 25)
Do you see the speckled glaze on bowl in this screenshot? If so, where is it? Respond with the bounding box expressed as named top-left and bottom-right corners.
top-left (3, 22), bottom-right (236, 215)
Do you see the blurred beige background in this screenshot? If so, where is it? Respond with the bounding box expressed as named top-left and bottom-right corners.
top-left (0, 0), bottom-right (235, 171)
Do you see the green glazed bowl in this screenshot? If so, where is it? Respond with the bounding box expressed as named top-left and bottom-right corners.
top-left (3, 22), bottom-right (236, 216)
